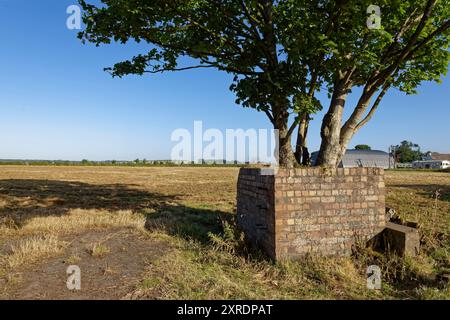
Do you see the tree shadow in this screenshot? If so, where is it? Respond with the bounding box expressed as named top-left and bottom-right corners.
top-left (0, 179), bottom-right (175, 227)
top-left (0, 179), bottom-right (229, 243)
top-left (144, 204), bottom-right (230, 244)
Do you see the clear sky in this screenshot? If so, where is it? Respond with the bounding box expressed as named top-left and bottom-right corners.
top-left (0, 0), bottom-right (449, 161)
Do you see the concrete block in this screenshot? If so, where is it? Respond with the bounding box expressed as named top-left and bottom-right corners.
top-left (383, 222), bottom-right (420, 257)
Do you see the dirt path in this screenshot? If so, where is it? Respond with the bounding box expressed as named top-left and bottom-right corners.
top-left (2, 229), bottom-right (169, 300)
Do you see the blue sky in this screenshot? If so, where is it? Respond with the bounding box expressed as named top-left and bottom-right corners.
top-left (0, 0), bottom-right (449, 161)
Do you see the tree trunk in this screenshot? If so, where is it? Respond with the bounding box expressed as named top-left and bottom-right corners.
top-left (316, 80), bottom-right (350, 167)
top-left (274, 106), bottom-right (296, 168)
top-left (278, 133), bottom-right (295, 168)
top-left (295, 114), bottom-right (310, 165)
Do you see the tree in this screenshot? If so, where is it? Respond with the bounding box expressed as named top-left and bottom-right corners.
top-left (78, 0), bottom-right (450, 168)
top-left (307, 0), bottom-right (450, 167)
top-left (394, 140), bottom-right (423, 163)
top-left (355, 144), bottom-right (371, 150)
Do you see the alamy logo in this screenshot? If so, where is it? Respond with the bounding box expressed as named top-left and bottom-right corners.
top-left (367, 5), bottom-right (382, 30)
top-left (66, 265), bottom-right (81, 291)
top-left (66, 5), bottom-right (82, 30)
top-left (367, 265), bottom-right (381, 290)
top-left (171, 121), bottom-right (279, 171)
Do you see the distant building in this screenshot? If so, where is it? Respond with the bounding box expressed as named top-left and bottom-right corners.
top-left (395, 162), bottom-right (413, 169)
top-left (422, 152), bottom-right (450, 162)
top-left (412, 160), bottom-right (449, 169)
top-left (311, 149), bottom-right (394, 169)
top-left (412, 152), bottom-right (450, 169)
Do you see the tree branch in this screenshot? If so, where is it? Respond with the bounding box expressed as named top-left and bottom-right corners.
top-left (144, 65), bottom-right (215, 74)
top-left (240, 0), bottom-right (262, 40)
top-left (408, 19), bottom-right (450, 57)
top-left (354, 83), bottom-right (390, 132)
top-left (264, 110), bottom-right (275, 125)
top-left (287, 115), bottom-right (302, 139)
top-left (369, 0), bottom-right (437, 90)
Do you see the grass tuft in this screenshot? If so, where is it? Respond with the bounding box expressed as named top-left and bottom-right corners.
top-left (0, 235), bottom-right (67, 269)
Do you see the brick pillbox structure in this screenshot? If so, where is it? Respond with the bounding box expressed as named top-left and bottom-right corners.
top-left (236, 167), bottom-right (386, 260)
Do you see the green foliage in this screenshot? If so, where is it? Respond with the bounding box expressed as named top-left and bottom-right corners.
top-left (355, 144), bottom-right (372, 150)
top-left (78, 0), bottom-right (450, 148)
top-left (293, 93), bottom-right (323, 115)
top-left (208, 219), bottom-right (244, 255)
top-left (394, 140), bottom-right (423, 163)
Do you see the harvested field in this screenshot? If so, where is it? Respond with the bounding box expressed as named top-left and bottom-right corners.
top-left (0, 166), bottom-right (448, 299)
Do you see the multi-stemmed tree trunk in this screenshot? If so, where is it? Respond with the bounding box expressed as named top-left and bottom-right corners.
top-left (314, 0), bottom-right (449, 167)
top-left (316, 78), bottom-right (352, 167)
top-left (316, 76), bottom-right (390, 167)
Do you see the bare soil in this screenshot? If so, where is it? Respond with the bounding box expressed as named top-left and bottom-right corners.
top-left (3, 229), bottom-right (169, 300)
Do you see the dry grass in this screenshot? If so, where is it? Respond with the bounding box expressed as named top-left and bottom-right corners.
top-left (65, 254), bottom-right (82, 265)
top-left (130, 236), bottom-right (381, 300)
top-left (0, 235), bottom-right (67, 270)
top-left (88, 243), bottom-right (111, 258)
top-left (0, 166), bottom-right (448, 299)
top-left (385, 170), bottom-right (450, 233)
top-left (21, 209), bottom-right (145, 235)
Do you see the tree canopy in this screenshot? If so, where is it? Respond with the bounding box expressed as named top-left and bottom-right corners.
top-left (79, 0), bottom-right (450, 167)
top-left (394, 140), bottom-right (423, 163)
top-left (355, 144), bottom-right (372, 150)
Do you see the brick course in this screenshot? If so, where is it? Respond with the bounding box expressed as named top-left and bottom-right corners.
top-left (237, 167), bottom-right (386, 260)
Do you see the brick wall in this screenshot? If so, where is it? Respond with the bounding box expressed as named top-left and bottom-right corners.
top-left (237, 167), bottom-right (386, 260)
top-left (237, 170), bottom-right (276, 257)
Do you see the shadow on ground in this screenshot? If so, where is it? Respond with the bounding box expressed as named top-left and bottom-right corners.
top-left (144, 204), bottom-right (230, 243)
top-left (0, 179), bottom-right (233, 299)
top-left (0, 179), bottom-right (230, 241)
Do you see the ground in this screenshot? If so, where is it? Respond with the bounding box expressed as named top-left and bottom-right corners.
top-left (0, 166), bottom-right (448, 299)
